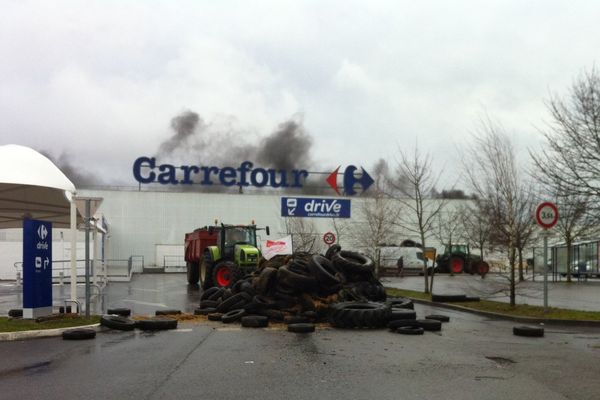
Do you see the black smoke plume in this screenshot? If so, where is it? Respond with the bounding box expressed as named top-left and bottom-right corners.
top-left (40, 151), bottom-right (104, 187)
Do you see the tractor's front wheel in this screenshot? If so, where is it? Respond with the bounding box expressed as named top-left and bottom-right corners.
top-left (450, 257), bottom-right (464, 274)
top-left (212, 261), bottom-right (243, 288)
top-left (200, 257), bottom-right (214, 290)
top-left (186, 262), bottom-right (199, 284)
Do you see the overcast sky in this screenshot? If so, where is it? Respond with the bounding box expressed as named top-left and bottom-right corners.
top-left (1, 0), bottom-right (599, 189)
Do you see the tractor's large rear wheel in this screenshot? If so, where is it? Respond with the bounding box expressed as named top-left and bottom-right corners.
top-left (450, 257), bottom-right (464, 274)
top-left (186, 261), bottom-right (199, 284)
top-left (212, 261), bottom-right (242, 288)
top-left (200, 257), bottom-right (214, 290)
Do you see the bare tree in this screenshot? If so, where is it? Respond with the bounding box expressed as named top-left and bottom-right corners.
top-left (531, 67), bottom-right (600, 201)
top-left (281, 217), bottom-right (324, 254)
top-left (462, 199), bottom-right (492, 264)
top-left (389, 147), bottom-right (446, 294)
top-left (464, 117), bottom-right (534, 307)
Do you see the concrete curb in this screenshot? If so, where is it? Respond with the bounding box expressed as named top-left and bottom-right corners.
top-left (0, 323), bottom-right (103, 342)
top-left (409, 298), bottom-right (600, 327)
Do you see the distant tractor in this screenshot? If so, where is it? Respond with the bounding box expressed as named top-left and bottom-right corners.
top-left (184, 223), bottom-right (270, 289)
top-left (436, 243), bottom-right (489, 276)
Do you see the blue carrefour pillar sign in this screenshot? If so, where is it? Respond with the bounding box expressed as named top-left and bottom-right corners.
top-left (23, 219), bottom-right (53, 319)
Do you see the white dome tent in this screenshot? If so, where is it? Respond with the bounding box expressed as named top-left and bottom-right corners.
top-left (0, 144), bottom-right (83, 315)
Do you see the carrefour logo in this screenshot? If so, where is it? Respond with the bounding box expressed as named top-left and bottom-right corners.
top-left (326, 165), bottom-right (374, 196)
top-left (132, 157), bottom-right (373, 196)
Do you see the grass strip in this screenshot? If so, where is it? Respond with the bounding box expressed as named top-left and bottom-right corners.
top-left (0, 314), bottom-right (101, 333)
top-left (386, 287), bottom-right (600, 321)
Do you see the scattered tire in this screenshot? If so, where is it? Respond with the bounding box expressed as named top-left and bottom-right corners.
top-left (194, 307), bottom-right (217, 315)
top-left (328, 301), bottom-right (391, 328)
top-left (155, 309), bottom-right (181, 316)
top-left (389, 308), bottom-right (417, 321)
top-left (425, 314), bottom-right (450, 322)
top-left (241, 315), bottom-right (269, 328)
top-left (221, 309), bottom-right (246, 323)
top-left (416, 319), bottom-right (442, 331)
top-left (100, 315), bottom-right (136, 331)
top-left (513, 326), bottom-right (544, 337)
top-left (199, 300), bottom-right (221, 309)
top-left (288, 323), bottom-right (315, 333)
top-left (107, 308), bottom-right (131, 317)
top-left (62, 328), bottom-right (96, 340)
top-left (207, 312), bottom-right (224, 321)
top-left (395, 326), bottom-right (424, 335)
top-left (388, 319), bottom-right (421, 330)
top-left (284, 315), bottom-right (311, 324)
top-left (136, 317), bottom-right (178, 331)
top-left (386, 297), bottom-right (414, 310)
top-left (8, 309), bottom-right (22, 318)
top-left (431, 294), bottom-right (468, 303)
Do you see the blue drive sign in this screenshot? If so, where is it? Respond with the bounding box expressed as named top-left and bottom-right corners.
top-left (23, 219), bottom-right (53, 319)
top-left (281, 197), bottom-right (351, 218)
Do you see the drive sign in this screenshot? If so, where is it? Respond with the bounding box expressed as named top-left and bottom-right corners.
top-left (536, 202), bottom-right (559, 229)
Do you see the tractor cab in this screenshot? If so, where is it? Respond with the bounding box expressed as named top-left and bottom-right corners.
top-left (218, 225), bottom-right (260, 266)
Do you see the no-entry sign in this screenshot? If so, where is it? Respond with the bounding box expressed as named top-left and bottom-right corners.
top-left (536, 202), bottom-right (559, 229)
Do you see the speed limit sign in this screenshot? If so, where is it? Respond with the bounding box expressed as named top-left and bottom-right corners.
top-left (323, 231), bottom-right (336, 245)
top-left (536, 202), bottom-right (559, 229)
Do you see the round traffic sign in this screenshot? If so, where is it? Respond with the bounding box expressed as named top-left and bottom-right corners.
top-left (536, 202), bottom-right (559, 229)
top-left (323, 231), bottom-right (336, 245)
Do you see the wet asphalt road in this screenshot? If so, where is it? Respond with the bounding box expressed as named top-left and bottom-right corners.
top-left (1, 274), bottom-right (600, 399)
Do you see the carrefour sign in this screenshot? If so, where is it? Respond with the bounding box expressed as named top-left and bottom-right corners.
top-left (133, 157), bottom-right (373, 195)
top-left (281, 197), bottom-right (351, 218)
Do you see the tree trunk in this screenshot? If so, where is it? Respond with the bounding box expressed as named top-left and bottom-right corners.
top-left (566, 237), bottom-right (572, 283)
top-left (510, 245), bottom-right (516, 307)
top-left (422, 233), bottom-right (429, 294)
top-left (518, 247), bottom-right (524, 282)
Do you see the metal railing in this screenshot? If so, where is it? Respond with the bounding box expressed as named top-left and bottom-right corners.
top-left (163, 255), bottom-right (185, 272)
top-left (13, 255), bottom-right (144, 283)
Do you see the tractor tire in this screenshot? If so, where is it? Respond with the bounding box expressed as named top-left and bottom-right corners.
top-left (425, 314), bottom-right (450, 322)
top-left (389, 308), bottom-right (417, 321)
top-left (416, 319), bottom-right (442, 331)
top-left (475, 261), bottom-right (490, 277)
top-left (332, 251), bottom-right (375, 274)
top-left (107, 307), bottom-right (131, 317)
top-left (325, 244), bottom-right (342, 260)
top-left (450, 257), bottom-right (465, 274)
top-left (200, 257), bottom-right (214, 290)
top-left (255, 267), bottom-right (278, 295)
top-left (388, 319), bottom-right (421, 330)
top-left (155, 309), bottom-right (182, 316)
top-left (186, 261), bottom-right (200, 284)
top-left (212, 261), bottom-right (243, 289)
top-left (277, 265), bottom-right (317, 292)
top-left (432, 293), bottom-right (468, 302)
top-left (287, 323), bottom-right (315, 333)
top-left (328, 301), bottom-right (391, 329)
top-left (307, 255), bottom-right (342, 288)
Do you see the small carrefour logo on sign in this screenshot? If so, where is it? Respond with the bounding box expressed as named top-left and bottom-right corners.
top-left (37, 225), bottom-right (48, 240)
top-left (326, 165), bottom-right (374, 196)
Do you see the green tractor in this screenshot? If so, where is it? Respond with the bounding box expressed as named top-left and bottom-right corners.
top-left (435, 243), bottom-right (489, 276)
top-left (184, 223), bottom-right (270, 289)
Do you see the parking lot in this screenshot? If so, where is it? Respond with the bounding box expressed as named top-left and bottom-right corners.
top-left (0, 273), bottom-right (600, 399)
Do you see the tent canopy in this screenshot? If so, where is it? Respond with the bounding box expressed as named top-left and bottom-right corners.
top-left (0, 144), bottom-right (78, 228)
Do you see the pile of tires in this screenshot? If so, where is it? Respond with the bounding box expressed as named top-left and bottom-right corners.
top-left (192, 246), bottom-right (388, 327)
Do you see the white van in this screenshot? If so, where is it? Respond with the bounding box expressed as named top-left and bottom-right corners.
top-left (379, 246), bottom-right (432, 275)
